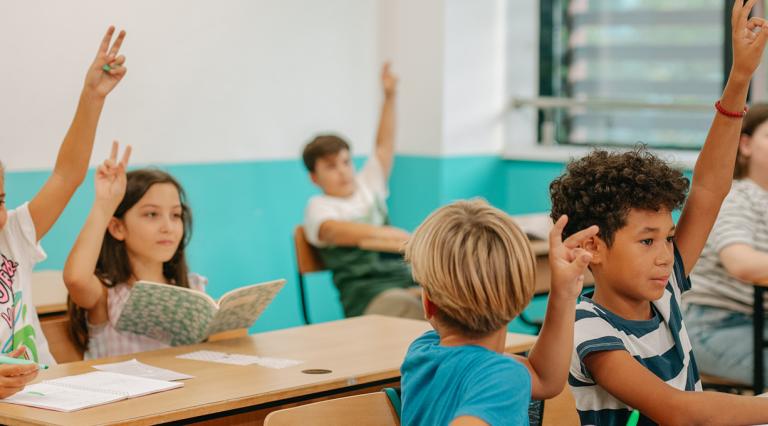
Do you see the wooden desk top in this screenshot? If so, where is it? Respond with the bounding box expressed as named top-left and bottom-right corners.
top-left (0, 316), bottom-right (536, 426)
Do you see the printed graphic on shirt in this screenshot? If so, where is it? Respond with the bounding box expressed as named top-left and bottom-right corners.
top-left (0, 254), bottom-right (39, 361)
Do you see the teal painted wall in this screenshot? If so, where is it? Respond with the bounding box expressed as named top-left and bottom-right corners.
top-left (4, 156), bottom-right (582, 335)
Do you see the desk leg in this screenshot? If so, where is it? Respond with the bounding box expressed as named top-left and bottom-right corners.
top-left (755, 286), bottom-right (764, 394)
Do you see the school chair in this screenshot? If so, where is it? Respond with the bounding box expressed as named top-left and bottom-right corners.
top-left (264, 389), bottom-right (400, 426)
top-left (540, 386), bottom-right (579, 426)
top-left (293, 226), bottom-right (327, 324)
top-left (40, 316), bottom-right (84, 363)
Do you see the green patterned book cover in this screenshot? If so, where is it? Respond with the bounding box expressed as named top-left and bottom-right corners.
top-left (114, 279), bottom-right (286, 346)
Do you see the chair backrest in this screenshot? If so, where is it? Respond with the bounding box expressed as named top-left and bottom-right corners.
top-left (294, 226), bottom-right (325, 274)
top-left (264, 391), bottom-right (399, 426)
top-left (542, 386), bottom-right (579, 426)
top-left (40, 316), bottom-right (84, 364)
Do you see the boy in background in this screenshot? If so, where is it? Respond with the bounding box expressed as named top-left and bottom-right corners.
top-left (302, 63), bottom-right (421, 319)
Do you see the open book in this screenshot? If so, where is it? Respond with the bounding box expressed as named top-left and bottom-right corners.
top-left (1, 372), bottom-right (182, 412)
top-left (115, 279), bottom-right (285, 346)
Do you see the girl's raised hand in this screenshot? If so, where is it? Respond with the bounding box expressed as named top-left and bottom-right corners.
top-left (84, 26), bottom-right (127, 98)
top-left (731, 0), bottom-right (768, 80)
top-left (94, 141), bottom-right (131, 211)
top-left (548, 215), bottom-right (599, 301)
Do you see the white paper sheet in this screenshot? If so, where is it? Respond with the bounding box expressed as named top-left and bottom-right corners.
top-left (176, 350), bottom-right (302, 369)
top-left (93, 358), bottom-right (193, 381)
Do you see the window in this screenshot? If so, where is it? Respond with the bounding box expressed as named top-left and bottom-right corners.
top-left (536, 0), bottom-right (727, 150)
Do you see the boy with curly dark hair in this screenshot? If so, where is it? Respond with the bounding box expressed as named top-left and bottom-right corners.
top-left (549, 2), bottom-right (768, 424)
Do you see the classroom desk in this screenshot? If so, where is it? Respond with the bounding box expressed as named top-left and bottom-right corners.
top-left (31, 270), bottom-right (69, 321)
top-left (752, 280), bottom-right (768, 393)
top-left (358, 237), bottom-right (593, 296)
top-left (0, 315), bottom-right (537, 426)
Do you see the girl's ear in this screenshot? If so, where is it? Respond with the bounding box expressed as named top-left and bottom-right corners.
top-left (107, 217), bottom-right (126, 241)
top-left (739, 133), bottom-right (753, 158)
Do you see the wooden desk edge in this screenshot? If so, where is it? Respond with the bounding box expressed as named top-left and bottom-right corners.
top-left (36, 303), bottom-right (68, 316)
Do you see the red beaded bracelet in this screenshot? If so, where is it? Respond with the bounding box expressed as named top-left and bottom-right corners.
top-left (715, 100), bottom-right (747, 118)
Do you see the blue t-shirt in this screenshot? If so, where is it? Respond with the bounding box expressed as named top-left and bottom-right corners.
top-left (401, 330), bottom-right (531, 426)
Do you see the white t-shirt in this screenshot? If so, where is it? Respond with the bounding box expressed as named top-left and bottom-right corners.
top-left (304, 156), bottom-right (389, 247)
top-left (0, 203), bottom-right (55, 365)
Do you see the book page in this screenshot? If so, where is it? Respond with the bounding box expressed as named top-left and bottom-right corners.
top-left (1, 383), bottom-right (123, 412)
top-left (207, 279), bottom-right (285, 336)
top-left (50, 372), bottom-right (183, 398)
top-left (116, 281), bottom-right (217, 346)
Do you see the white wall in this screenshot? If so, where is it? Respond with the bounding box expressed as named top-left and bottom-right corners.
top-left (380, 0), bottom-right (528, 157)
top-left (378, 0), bottom-right (445, 156)
top-left (2, 0), bottom-right (529, 168)
top-left (0, 0), bottom-right (380, 171)
top-left (442, 0), bottom-right (507, 156)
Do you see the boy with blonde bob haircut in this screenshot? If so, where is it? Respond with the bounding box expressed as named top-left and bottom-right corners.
top-left (400, 199), bottom-right (598, 426)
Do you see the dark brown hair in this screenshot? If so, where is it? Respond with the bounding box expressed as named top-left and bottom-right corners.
top-left (549, 146), bottom-right (689, 246)
top-left (735, 103), bottom-right (768, 179)
top-left (68, 168), bottom-right (193, 352)
top-left (302, 134), bottom-right (350, 172)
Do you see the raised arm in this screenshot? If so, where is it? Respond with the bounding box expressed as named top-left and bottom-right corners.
top-left (63, 142), bottom-right (130, 309)
top-left (374, 63), bottom-right (398, 179)
top-left (676, 0), bottom-right (768, 274)
top-left (514, 216), bottom-right (598, 399)
top-left (28, 26), bottom-right (128, 241)
top-left (586, 349), bottom-right (768, 425)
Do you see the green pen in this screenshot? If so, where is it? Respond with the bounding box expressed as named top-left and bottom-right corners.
top-left (626, 409), bottom-right (640, 426)
top-left (0, 355), bottom-right (48, 370)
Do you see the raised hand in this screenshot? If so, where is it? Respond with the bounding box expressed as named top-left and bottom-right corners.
top-left (94, 141), bottom-right (132, 212)
top-left (84, 26), bottom-right (128, 98)
top-left (548, 215), bottom-right (599, 300)
top-left (381, 62), bottom-right (398, 98)
top-left (731, 0), bottom-right (768, 80)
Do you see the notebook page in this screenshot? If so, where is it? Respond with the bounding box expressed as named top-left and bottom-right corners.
top-left (2, 383), bottom-right (123, 412)
top-left (50, 371), bottom-right (183, 398)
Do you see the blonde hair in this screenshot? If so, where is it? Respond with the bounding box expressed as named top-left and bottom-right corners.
top-left (405, 199), bottom-right (536, 337)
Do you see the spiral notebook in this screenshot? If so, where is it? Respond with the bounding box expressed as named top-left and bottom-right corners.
top-left (1, 371), bottom-right (183, 412)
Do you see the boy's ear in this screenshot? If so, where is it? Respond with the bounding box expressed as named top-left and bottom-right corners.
top-left (583, 235), bottom-right (605, 265)
top-left (309, 171), bottom-right (320, 186)
top-left (107, 217), bottom-right (126, 241)
top-left (421, 288), bottom-right (437, 320)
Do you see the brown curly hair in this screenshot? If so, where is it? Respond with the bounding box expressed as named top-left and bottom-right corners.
top-left (549, 146), bottom-right (689, 246)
